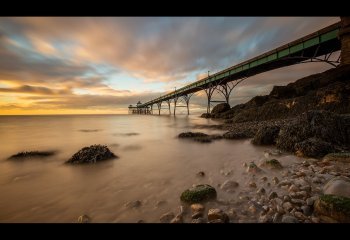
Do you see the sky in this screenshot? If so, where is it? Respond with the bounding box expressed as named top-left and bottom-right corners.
top-left (0, 17), bottom-right (340, 115)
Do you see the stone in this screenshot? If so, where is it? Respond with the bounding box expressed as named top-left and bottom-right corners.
top-left (261, 159), bottom-right (283, 169)
top-left (220, 180), bottom-right (239, 193)
top-left (77, 214), bottom-right (90, 223)
top-left (322, 176), bottom-right (350, 198)
top-left (227, 208), bottom-right (237, 219)
top-left (155, 200), bottom-right (167, 207)
top-left (160, 212), bottom-right (175, 223)
top-left (283, 195), bottom-right (291, 202)
top-left (196, 171), bottom-right (205, 177)
top-left (301, 206), bottom-right (312, 216)
top-left (125, 200), bottom-right (142, 209)
top-left (314, 194), bottom-right (350, 223)
top-left (260, 176), bottom-right (268, 182)
top-left (248, 205), bottom-right (257, 214)
top-left (191, 212), bottom-right (203, 219)
top-left (191, 203), bottom-right (205, 213)
top-left (191, 217), bottom-right (206, 223)
top-left (66, 145), bottom-right (117, 164)
top-left (257, 187), bottom-right (266, 195)
top-left (306, 198), bottom-right (314, 206)
top-left (323, 152), bottom-right (350, 163)
top-left (209, 219), bottom-right (224, 223)
top-left (283, 202), bottom-right (293, 212)
top-left (9, 150), bottom-right (55, 160)
top-left (268, 192), bottom-right (278, 200)
top-left (170, 214), bottom-right (183, 223)
top-left (295, 137), bottom-right (334, 158)
top-left (281, 215), bottom-right (299, 223)
top-left (248, 181), bottom-right (257, 188)
top-left (252, 126), bottom-right (280, 145)
top-left (276, 205), bottom-right (285, 214)
top-left (312, 177), bottom-right (323, 184)
top-left (294, 211), bottom-right (306, 220)
top-left (211, 103), bottom-right (230, 115)
top-left (291, 199), bottom-right (305, 206)
top-left (311, 217), bottom-right (320, 223)
top-left (247, 162), bottom-right (262, 174)
top-left (223, 131), bottom-right (251, 140)
top-left (180, 184), bottom-right (217, 204)
top-left (273, 213), bottom-right (282, 223)
top-left (288, 184), bottom-right (299, 192)
top-left (207, 209), bottom-right (229, 223)
top-left (272, 177), bottom-right (279, 185)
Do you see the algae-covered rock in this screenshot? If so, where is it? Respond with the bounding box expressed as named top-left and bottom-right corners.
top-left (261, 159), bottom-right (283, 169)
top-left (180, 184), bottom-right (217, 204)
top-left (66, 145), bottom-right (117, 164)
top-left (314, 194), bottom-right (350, 223)
top-left (323, 152), bottom-right (350, 163)
top-left (294, 137), bottom-right (334, 158)
top-left (9, 151), bottom-right (55, 159)
top-left (247, 162), bottom-right (262, 174)
top-left (252, 126), bottom-right (280, 145)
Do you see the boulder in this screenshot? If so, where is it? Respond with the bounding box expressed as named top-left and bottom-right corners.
top-left (178, 132), bottom-right (222, 143)
top-left (180, 184), bottom-right (217, 204)
top-left (211, 103), bottom-right (230, 115)
top-left (66, 145), bottom-right (117, 164)
top-left (314, 194), bottom-right (350, 223)
top-left (9, 150), bottom-right (55, 159)
top-left (323, 176), bottom-right (350, 198)
top-left (323, 152), bottom-right (350, 163)
top-left (294, 137), bottom-right (334, 158)
top-left (252, 126), bottom-right (280, 145)
top-left (223, 131), bottom-right (251, 139)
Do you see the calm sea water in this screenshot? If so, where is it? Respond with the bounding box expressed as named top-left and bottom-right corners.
top-left (0, 114), bottom-right (300, 222)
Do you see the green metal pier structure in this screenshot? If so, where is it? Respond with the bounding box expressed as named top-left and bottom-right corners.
top-left (131, 21), bottom-right (344, 115)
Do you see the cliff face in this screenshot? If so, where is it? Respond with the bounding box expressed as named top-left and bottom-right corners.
top-left (215, 65), bottom-right (350, 123)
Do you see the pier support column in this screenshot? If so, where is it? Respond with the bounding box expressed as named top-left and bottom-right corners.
top-left (182, 94), bottom-right (193, 115)
top-left (340, 17), bottom-right (350, 65)
top-left (204, 84), bottom-right (217, 114)
top-left (166, 99), bottom-right (171, 115)
top-left (156, 102), bottom-right (162, 115)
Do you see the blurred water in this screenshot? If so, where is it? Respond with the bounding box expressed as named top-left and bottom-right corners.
top-left (0, 114), bottom-right (299, 222)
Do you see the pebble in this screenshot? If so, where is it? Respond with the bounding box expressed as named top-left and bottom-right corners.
top-left (288, 184), bottom-right (299, 192)
top-left (192, 217), bottom-right (206, 223)
top-left (294, 211), bottom-right (306, 220)
top-left (290, 199), bottom-right (305, 206)
top-left (283, 195), bottom-right (291, 202)
top-left (281, 215), bottom-right (299, 223)
top-left (282, 202), bottom-right (293, 212)
top-left (207, 209), bottom-right (229, 223)
top-left (272, 177), bottom-right (279, 185)
top-left (301, 206), bottom-right (312, 216)
top-left (306, 198), bottom-right (314, 206)
top-left (257, 187), bottom-right (266, 195)
top-left (268, 192), bottom-right (278, 200)
top-left (248, 181), bottom-right (257, 188)
top-left (272, 213), bottom-right (282, 223)
top-left (160, 212), bottom-right (175, 223)
top-left (260, 176), bottom-right (268, 182)
top-left (248, 205), bottom-right (257, 214)
top-left (196, 171), bottom-right (205, 177)
top-left (77, 215), bottom-right (90, 223)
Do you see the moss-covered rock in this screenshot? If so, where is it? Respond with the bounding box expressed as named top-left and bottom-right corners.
top-left (247, 162), bottom-right (262, 174)
top-left (323, 152), bottom-right (350, 163)
top-left (252, 126), bottom-right (280, 145)
top-left (261, 159), bottom-right (283, 169)
top-left (178, 132), bottom-right (222, 143)
top-left (9, 151), bottom-right (55, 159)
top-left (294, 137), bottom-right (334, 158)
top-left (314, 194), bottom-right (350, 223)
top-left (66, 145), bottom-right (117, 164)
top-left (180, 184), bottom-right (217, 204)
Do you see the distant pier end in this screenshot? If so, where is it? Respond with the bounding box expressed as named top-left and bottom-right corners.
top-left (128, 101), bottom-right (152, 114)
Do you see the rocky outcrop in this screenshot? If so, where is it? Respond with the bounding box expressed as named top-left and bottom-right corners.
top-left (180, 184), bottom-right (217, 204)
top-left (323, 152), bottom-right (350, 162)
top-left (314, 194), bottom-right (350, 223)
top-left (8, 151), bottom-right (55, 159)
top-left (252, 126), bottom-right (280, 145)
top-left (211, 103), bottom-right (230, 115)
top-left (66, 145), bottom-right (117, 164)
top-left (276, 110), bottom-right (349, 158)
top-left (178, 132), bottom-right (222, 143)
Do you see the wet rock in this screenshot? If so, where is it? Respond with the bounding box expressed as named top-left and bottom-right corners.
top-left (125, 200), bottom-right (142, 209)
top-left (323, 152), bottom-right (350, 163)
top-left (306, 198), bottom-right (314, 206)
top-left (323, 176), bottom-right (350, 198)
top-left (248, 205), bottom-right (257, 214)
top-left (273, 213), bottom-right (282, 223)
top-left (301, 206), bottom-right (312, 216)
top-left (281, 215), bottom-right (299, 223)
top-left (207, 209), bottom-right (229, 223)
top-left (180, 184), bottom-right (217, 204)
top-left (200, 113), bottom-right (212, 118)
top-left (283, 202), bottom-right (293, 212)
top-left (252, 126), bottom-right (280, 145)
top-left (220, 180), bottom-right (239, 193)
top-left (160, 212), bottom-right (175, 223)
top-left (288, 184), bottom-right (299, 192)
top-left (295, 138), bottom-right (334, 158)
top-left (260, 176), bottom-right (268, 182)
top-left (311, 217), bottom-right (320, 223)
top-left (77, 214), bottom-right (90, 223)
top-left (191, 203), bottom-right (205, 213)
top-left (261, 159), bottom-right (283, 170)
top-left (272, 177), bottom-right (279, 185)
top-left (248, 181), bottom-right (257, 188)
top-left (192, 212), bottom-right (204, 219)
top-left (66, 145), bottom-right (117, 164)
top-left (314, 194), bottom-right (350, 223)
top-left (191, 217), bottom-right (206, 223)
top-left (291, 199), bottom-right (305, 206)
top-left (294, 211), bottom-right (306, 220)
top-left (9, 150), bottom-right (56, 160)
top-left (247, 162), bottom-right (262, 174)
top-left (211, 103), bottom-right (230, 115)
top-left (178, 132), bottom-right (208, 138)
top-left (227, 208), bottom-right (237, 220)
top-left (223, 131), bottom-right (251, 139)
top-left (170, 214), bottom-right (183, 223)
top-left (257, 187), bottom-right (266, 195)
top-left (269, 192), bottom-right (278, 200)
top-left (196, 171), bottom-right (205, 177)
